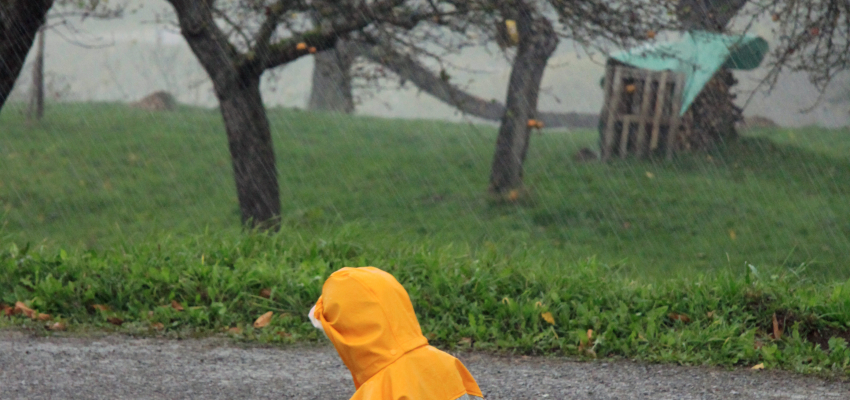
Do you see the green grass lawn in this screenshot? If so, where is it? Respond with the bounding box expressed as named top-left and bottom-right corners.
top-left (1, 102), bottom-right (849, 280)
top-left (2, 102), bottom-right (850, 375)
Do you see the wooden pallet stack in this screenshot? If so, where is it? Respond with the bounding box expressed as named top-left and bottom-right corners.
top-left (599, 62), bottom-right (693, 161)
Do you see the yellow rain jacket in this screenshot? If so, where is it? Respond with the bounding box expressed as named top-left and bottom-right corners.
top-left (311, 267), bottom-right (484, 400)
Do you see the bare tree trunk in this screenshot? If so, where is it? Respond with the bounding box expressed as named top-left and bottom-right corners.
top-left (28, 26), bottom-right (46, 120)
top-left (488, 9), bottom-right (558, 195)
top-left (0, 0), bottom-right (54, 112)
top-left (169, 1), bottom-right (280, 229)
top-left (677, 0), bottom-right (748, 147)
top-left (308, 39), bottom-right (355, 113)
top-left (219, 77), bottom-right (280, 228)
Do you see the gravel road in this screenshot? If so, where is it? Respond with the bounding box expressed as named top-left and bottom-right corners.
top-left (1, 331), bottom-right (847, 399)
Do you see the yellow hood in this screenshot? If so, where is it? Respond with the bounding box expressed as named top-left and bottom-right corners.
top-left (313, 267), bottom-right (483, 399)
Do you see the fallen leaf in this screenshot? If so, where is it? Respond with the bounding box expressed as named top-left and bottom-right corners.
top-left (171, 300), bottom-right (184, 312)
top-left (253, 311), bottom-right (273, 328)
top-left (0, 303), bottom-right (12, 317)
top-left (751, 363), bottom-right (764, 370)
top-left (587, 329), bottom-right (594, 340)
top-left (645, 171), bottom-right (655, 179)
top-left (107, 317), bottom-right (124, 326)
top-left (151, 322), bottom-right (165, 331)
top-left (36, 313), bottom-right (51, 321)
top-left (706, 311), bottom-right (716, 319)
top-left (771, 13), bottom-right (780, 21)
top-left (668, 313), bottom-right (692, 323)
top-left (458, 337), bottom-right (472, 346)
top-left (527, 119), bottom-right (537, 128)
top-left (625, 84), bottom-right (636, 93)
top-left (15, 302), bottom-right (36, 319)
top-left (308, 46), bottom-right (317, 54)
top-left (92, 304), bottom-right (110, 312)
top-left (228, 327), bottom-right (243, 334)
top-left (534, 301), bottom-right (544, 308)
top-left (772, 313), bottom-right (783, 340)
top-left (646, 30), bottom-right (656, 39)
top-left (541, 312), bottom-right (555, 325)
top-left (259, 288), bottom-right (272, 299)
top-left (729, 229), bottom-right (737, 240)
top-left (46, 321), bottom-right (66, 331)
top-left (296, 42), bottom-right (307, 50)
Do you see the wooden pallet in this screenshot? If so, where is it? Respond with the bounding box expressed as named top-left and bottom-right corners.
top-left (599, 63), bottom-right (691, 161)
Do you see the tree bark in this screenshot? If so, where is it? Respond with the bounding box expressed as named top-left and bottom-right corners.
top-left (168, 1), bottom-right (280, 228)
top-left (0, 0), bottom-right (54, 112)
top-left (488, 9), bottom-right (558, 195)
top-left (28, 26), bottom-right (46, 120)
top-left (308, 39), bottom-right (355, 113)
top-left (219, 77), bottom-right (280, 228)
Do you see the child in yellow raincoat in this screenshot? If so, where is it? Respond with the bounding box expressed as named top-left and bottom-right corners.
top-left (309, 266), bottom-right (485, 400)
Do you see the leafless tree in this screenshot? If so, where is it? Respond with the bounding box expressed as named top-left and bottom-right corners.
top-left (743, 0), bottom-right (850, 106)
top-left (162, 0), bottom-right (466, 228)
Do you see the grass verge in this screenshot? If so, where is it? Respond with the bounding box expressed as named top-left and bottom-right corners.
top-left (1, 103), bottom-right (849, 280)
top-left (2, 230), bottom-right (849, 377)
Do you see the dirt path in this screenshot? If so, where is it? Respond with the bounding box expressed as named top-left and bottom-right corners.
top-left (1, 331), bottom-right (847, 399)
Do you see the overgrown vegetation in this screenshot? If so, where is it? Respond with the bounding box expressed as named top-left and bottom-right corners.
top-left (1, 231), bottom-right (848, 375)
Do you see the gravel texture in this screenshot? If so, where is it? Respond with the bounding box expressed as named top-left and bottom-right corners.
top-left (1, 331), bottom-right (847, 399)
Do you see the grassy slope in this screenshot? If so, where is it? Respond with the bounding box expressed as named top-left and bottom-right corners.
top-left (1, 103), bottom-right (849, 375)
top-left (2, 102), bottom-right (849, 280)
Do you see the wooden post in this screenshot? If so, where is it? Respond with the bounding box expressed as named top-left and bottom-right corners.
top-left (649, 71), bottom-right (669, 152)
top-left (619, 115), bottom-right (630, 157)
top-left (601, 66), bottom-right (624, 161)
top-left (599, 63), bottom-right (615, 144)
top-left (666, 73), bottom-right (686, 160)
top-left (634, 72), bottom-right (656, 158)
top-left (618, 69), bottom-right (636, 158)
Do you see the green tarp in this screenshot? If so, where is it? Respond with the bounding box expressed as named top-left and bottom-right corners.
top-left (608, 31), bottom-right (769, 115)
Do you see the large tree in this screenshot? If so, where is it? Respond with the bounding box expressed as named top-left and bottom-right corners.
top-left (487, 2), bottom-right (559, 195)
top-left (163, 0), bottom-right (456, 228)
top-left (0, 0), bottom-right (54, 111)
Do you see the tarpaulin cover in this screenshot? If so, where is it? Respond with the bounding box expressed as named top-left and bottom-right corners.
top-left (608, 31), bottom-right (768, 115)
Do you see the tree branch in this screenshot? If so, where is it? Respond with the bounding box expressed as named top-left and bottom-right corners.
top-left (353, 39), bottom-right (597, 128)
top-left (254, 0), bottom-right (427, 71)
